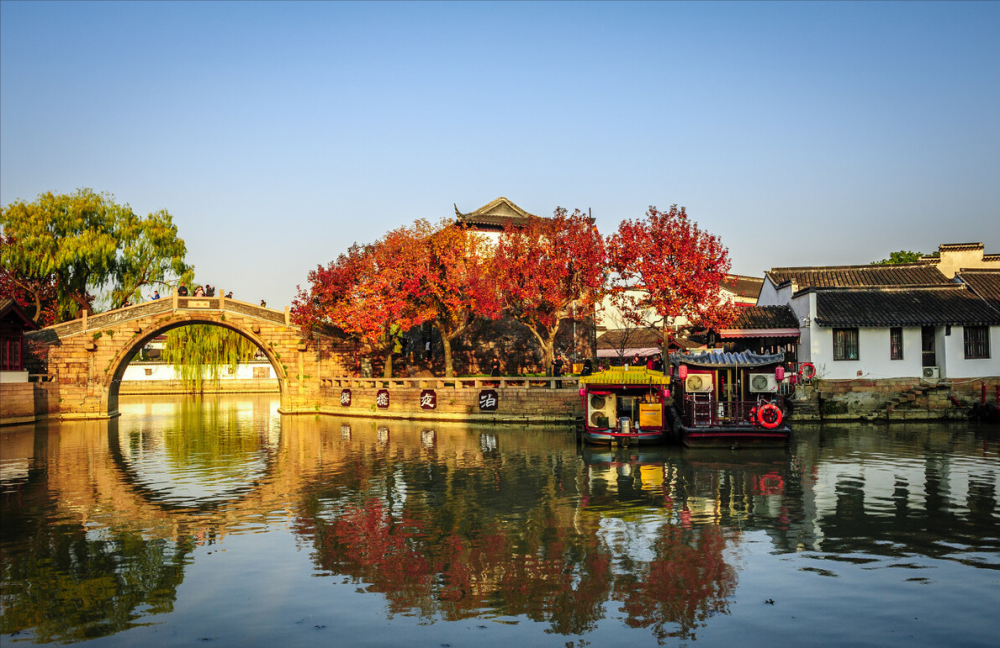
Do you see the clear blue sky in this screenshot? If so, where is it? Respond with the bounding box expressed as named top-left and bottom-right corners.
top-left (2, 1), bottom-right (998, 307)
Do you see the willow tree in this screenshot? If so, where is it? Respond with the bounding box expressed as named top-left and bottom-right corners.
top-left (1, 188), bottom-right (191, 321)
top-left (160, 326), bottom-right (259, 391)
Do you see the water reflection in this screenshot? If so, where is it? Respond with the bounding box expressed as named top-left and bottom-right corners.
top-left (1, 398), bottom-right (998, 646)
top-left (111, 396), bottom-right (280, 510)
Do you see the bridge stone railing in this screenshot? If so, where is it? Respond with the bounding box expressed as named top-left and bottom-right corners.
top-left (32, 298), bottom-right (290, 342)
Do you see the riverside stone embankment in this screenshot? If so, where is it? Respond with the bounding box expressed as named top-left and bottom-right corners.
top-left (789, 377), bottom-right (1000, 422)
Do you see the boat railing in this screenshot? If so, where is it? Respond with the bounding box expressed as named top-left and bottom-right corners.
top-left (682, 395), bottom-right (784, 428)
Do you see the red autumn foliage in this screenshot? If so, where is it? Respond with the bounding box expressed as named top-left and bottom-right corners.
top-left (493, 208), bottom-right (606, 370)
top-left (294, 219), bottom-right (503, 378)
top-left (293, 227), bottom-right (430, 377)
top-left (608, 205), bottom-right (737, 337)
top-left (409, 220), bottom-right (501, 377)
top-left (307, 496), bottom-right (735, 637)
top-left (0, 233), bottom-right (60, 326)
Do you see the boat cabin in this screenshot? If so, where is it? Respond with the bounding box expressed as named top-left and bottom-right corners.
top-left (670, 350), bottom-right (791, 443)
top-left (579, 366), bottom-right (674, 445)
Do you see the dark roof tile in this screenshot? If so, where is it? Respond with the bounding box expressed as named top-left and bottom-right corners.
top-left (958, 270), bottom-right (1000, 309)
top-left (731, 305), bottom-right (800, 330)
top-left (767, 263), bottom-right (950, 290)
top-left (455, 197), bottom-right (541, 229)
top-left (815, 285), bottom-right (1000, 327)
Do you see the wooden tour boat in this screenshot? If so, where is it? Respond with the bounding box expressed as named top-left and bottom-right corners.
top-left (579, 366), bottom-right (676, 446)
top-left (668, 350), bottom-right (792, 448)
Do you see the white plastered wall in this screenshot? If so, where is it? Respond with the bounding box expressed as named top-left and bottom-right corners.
top-left (940, 325), bottom-right (1000, 379)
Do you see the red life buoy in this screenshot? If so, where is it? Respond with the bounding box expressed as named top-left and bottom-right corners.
top-left (758, 473), bottom-right (784, 495)
top-left (758, 403), bottom-right (783, 429)
top-left (748, 406), bottom-right (759, 426)
top-left (799, 363), bottom-right (816, 380)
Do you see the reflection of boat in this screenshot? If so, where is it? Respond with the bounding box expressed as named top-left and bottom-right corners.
top-left (670, 351), bottom-right (792, 448)
top-left (579, 367), bottom-right (675, 445)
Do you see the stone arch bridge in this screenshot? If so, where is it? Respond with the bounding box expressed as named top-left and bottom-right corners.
top-left (27, 295), bottom-right (347, 419)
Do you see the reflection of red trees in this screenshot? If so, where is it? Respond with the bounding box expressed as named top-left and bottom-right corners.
top-left (618, 525), bottom-right (736, 641)
top-left (309, 499), bottom-right (737, 639)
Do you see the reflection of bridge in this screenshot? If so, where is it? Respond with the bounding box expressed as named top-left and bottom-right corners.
top-left (27, 297), bottom-right (346, 418)
top-left (7, 410), bottom-right (530, 542)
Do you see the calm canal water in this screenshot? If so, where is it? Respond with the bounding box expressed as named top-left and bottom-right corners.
top-left (1, 394), bottom-right (998, 647)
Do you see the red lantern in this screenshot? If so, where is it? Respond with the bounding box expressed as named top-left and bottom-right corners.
top-left (662, 388), bottom-right (671, 399)
top-left (678, 365), bottom-right (688, 380)
top-left (775, 366), bottom-right (785, 381)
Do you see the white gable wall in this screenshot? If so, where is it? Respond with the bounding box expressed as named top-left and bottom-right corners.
top-left (756, 277), bottom-right (790, 306)
top-left (940, 325), bottom-right (1000, 379)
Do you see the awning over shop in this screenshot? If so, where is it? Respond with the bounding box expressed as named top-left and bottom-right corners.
top-left (719, 328), bottom-right (800, 339)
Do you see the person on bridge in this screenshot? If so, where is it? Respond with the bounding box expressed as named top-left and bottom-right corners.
top-left (260, 299), bottom-right (266, 307)
top-left (226, 291), bottom-right (233, 298)
top-left (193, 286), bottom-right (205, 297)
top-left (177, 282), bottom-right (188, 297)
top-left (151, 290), bottom-right (160, 300)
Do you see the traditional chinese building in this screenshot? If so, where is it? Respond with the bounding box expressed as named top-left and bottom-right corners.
top-left (757, 244), bottom-right (1000, 381)
top-left (0, 298), bottom-right (38, 381)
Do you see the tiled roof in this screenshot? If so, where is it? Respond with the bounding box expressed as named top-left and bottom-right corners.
top-left (455, 197), bottom-right (541, 229)
top-left (938, 242), bottom-right (984, 251)
top-left (958, 270), bottom-right (1000, 309)
top-left (731, 305), bottom-right (799, 330)
top-left (720, 274), bottom-right (764, 299)
top-left (596, 328), bottom-right (663, 349)
top-left (766, 263), bottom-right (950, 290)
top-left (814, 285), bottom-right (1000, 327)
top-left (0, 298), bottom-right (40, 330)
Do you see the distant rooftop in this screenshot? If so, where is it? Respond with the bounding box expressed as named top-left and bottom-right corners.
top-left (455, 197), bottom-right (541, 231)
top-left (720, 274), bottom-right (764, 299)
top-left (766, 263), bottom-right (950, 291)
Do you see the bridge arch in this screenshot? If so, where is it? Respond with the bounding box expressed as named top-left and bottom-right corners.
top-left (104, 317), bottom-right (289, 416)
top-left (27, 297), bottom-right (344, 419)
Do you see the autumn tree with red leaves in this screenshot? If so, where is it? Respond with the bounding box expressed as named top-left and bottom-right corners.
top-left (493, 208), bottom-right (606, 372)
top-left (293, 227), bottom-right (430, 378)
top-left (607, 206), bottom-right (736, 344)
top-left (411, 220), bottom-right (501, 378)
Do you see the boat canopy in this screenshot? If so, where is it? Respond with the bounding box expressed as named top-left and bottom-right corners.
top-left (672, 350), bottom-right (784, 369)
top-left (580, 367), bottom-right (671, 386)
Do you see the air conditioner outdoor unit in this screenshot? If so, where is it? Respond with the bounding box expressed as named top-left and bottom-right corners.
top-left (749, 373), bottom-right (779, 393)
top-left (685, 374), bottom-right (714, 393)
top-left (588, 393), bottom-right (617, 427)
top-left (923, 366), bottom-right (940, 380)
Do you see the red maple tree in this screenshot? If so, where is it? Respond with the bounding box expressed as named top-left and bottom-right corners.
top-left (410, 220), bottom-right (501, 377)
top-left (293, 228), bottom-right (429, 378)
top-left (493, 208), bottom-right (606, 372)
top-left (607, 206), bottom-right (736, 343)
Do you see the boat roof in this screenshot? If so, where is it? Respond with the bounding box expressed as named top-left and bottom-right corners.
top-left (672, 350), bottom-right (784, 368)
top-left (580, 367), bottom-right (671, 386)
